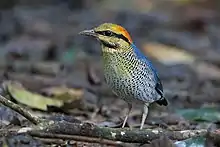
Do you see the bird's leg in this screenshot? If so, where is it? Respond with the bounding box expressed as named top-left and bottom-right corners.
top-left (122, 103), bottom-right (132, 128)
top-left (140, 103), bottom-right (149, 130)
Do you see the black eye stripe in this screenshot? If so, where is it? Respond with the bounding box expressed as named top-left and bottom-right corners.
top-left (115, 33), bottom-right (130, 44)
top-left (96, 31), bottom-right (130, 44)
top-left (96, 31), bottom-right (112, 36)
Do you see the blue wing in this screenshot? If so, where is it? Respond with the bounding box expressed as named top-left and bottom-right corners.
top-left (131, 43), bottom-right (167, 105)
top-left (131, 44), bottom-right (159, 77)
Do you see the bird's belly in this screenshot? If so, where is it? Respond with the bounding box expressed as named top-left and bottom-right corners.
top-left (104, 65), bottom-right (157, 103)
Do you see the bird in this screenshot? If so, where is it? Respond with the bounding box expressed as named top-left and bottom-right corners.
top-left (79, 23), bottom-right (168, 129)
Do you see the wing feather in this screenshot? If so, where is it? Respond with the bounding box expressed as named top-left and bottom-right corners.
top-left (131, 44), bottom-right (168, 105)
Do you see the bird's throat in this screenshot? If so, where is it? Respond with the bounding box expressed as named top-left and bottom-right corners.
top-left (102, 47), bottom-right (135, 78)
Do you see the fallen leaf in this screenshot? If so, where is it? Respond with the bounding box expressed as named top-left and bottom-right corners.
top-left (142, 42), bottom-right (220, 79)
top-left (176, 106), bottom-right (220, 122)
top-left (3, 81), bottom-right (85, 111)
top-left (41, 86), bottom-right (83, 102)
top-left (3, 81), bottom-right (64, 111)
top-left (41, 86), bottom-right (84, 110)
top-left (142, 42), bottom-right (196, 65)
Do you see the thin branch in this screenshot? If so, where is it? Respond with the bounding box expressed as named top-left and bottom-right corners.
top-left (33, 138), bottom-right (67, 145)
top-left (30, 132), bottom-right (123, 146)
top-left (0, 95), bottom-right (41, 125)
top-left (27, 121), bottom-right (207, 143)
top-left (0, 93), bottom-right (209, 144)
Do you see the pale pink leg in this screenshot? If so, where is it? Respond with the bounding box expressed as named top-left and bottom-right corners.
top-left (140, 103), bottom-right (149, 130)
top-left (122, 103), bottom-right (132, 128)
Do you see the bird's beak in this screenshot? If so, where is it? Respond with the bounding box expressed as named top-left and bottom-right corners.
top-left (79, 29), bottom-right (97, 37)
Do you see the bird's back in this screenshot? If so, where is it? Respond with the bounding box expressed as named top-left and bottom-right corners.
top-left (102, 46), bottom-right (160, 104)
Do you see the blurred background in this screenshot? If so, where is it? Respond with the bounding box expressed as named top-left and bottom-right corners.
top-left (0, 0), bottom-right (220, 146)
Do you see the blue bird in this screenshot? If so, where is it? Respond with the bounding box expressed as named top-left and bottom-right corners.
top-left (79, 23), bottom-right (168, 129)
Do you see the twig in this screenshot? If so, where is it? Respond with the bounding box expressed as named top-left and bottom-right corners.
top-left (33, 138), bottom-right (70, 145)
top-left (27, 121), bottom-right (207, 143)
top-left (0, 93), bottom-right (209, 144)
top-left (30, 132), bottom-right (123, 146)
top-left (0, 95), bottom-right (41, 125)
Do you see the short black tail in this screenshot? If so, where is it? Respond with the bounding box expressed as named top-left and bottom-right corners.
top-left (156, 97), bottom-right (168, 106)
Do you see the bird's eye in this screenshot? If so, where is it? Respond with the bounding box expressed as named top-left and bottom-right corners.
top-left (104, 31), bottom-right (112, 36)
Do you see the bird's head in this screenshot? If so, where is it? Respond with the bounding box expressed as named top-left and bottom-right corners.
top-left (79, 23), bottom-right (133, 53)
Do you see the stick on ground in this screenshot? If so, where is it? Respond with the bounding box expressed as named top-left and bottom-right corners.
top-left (0, 94), bottom-right (209, 144)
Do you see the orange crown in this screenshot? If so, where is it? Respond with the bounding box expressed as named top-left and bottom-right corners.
top-left (111, 24), bottom-right (133, 43)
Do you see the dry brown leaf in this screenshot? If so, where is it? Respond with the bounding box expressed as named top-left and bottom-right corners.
top-left (41, 86), bottom-right (83, 102)
top-left (142, 42), bottom-right (196, 65)
top-left (3, 81), bottom-right (84, 111)
top-left (3, 81), bottom-right (63, 111)
top-left (142, 42), bottom-right (220, 79)
top-left (41, 86), bottom-right (84, 110)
